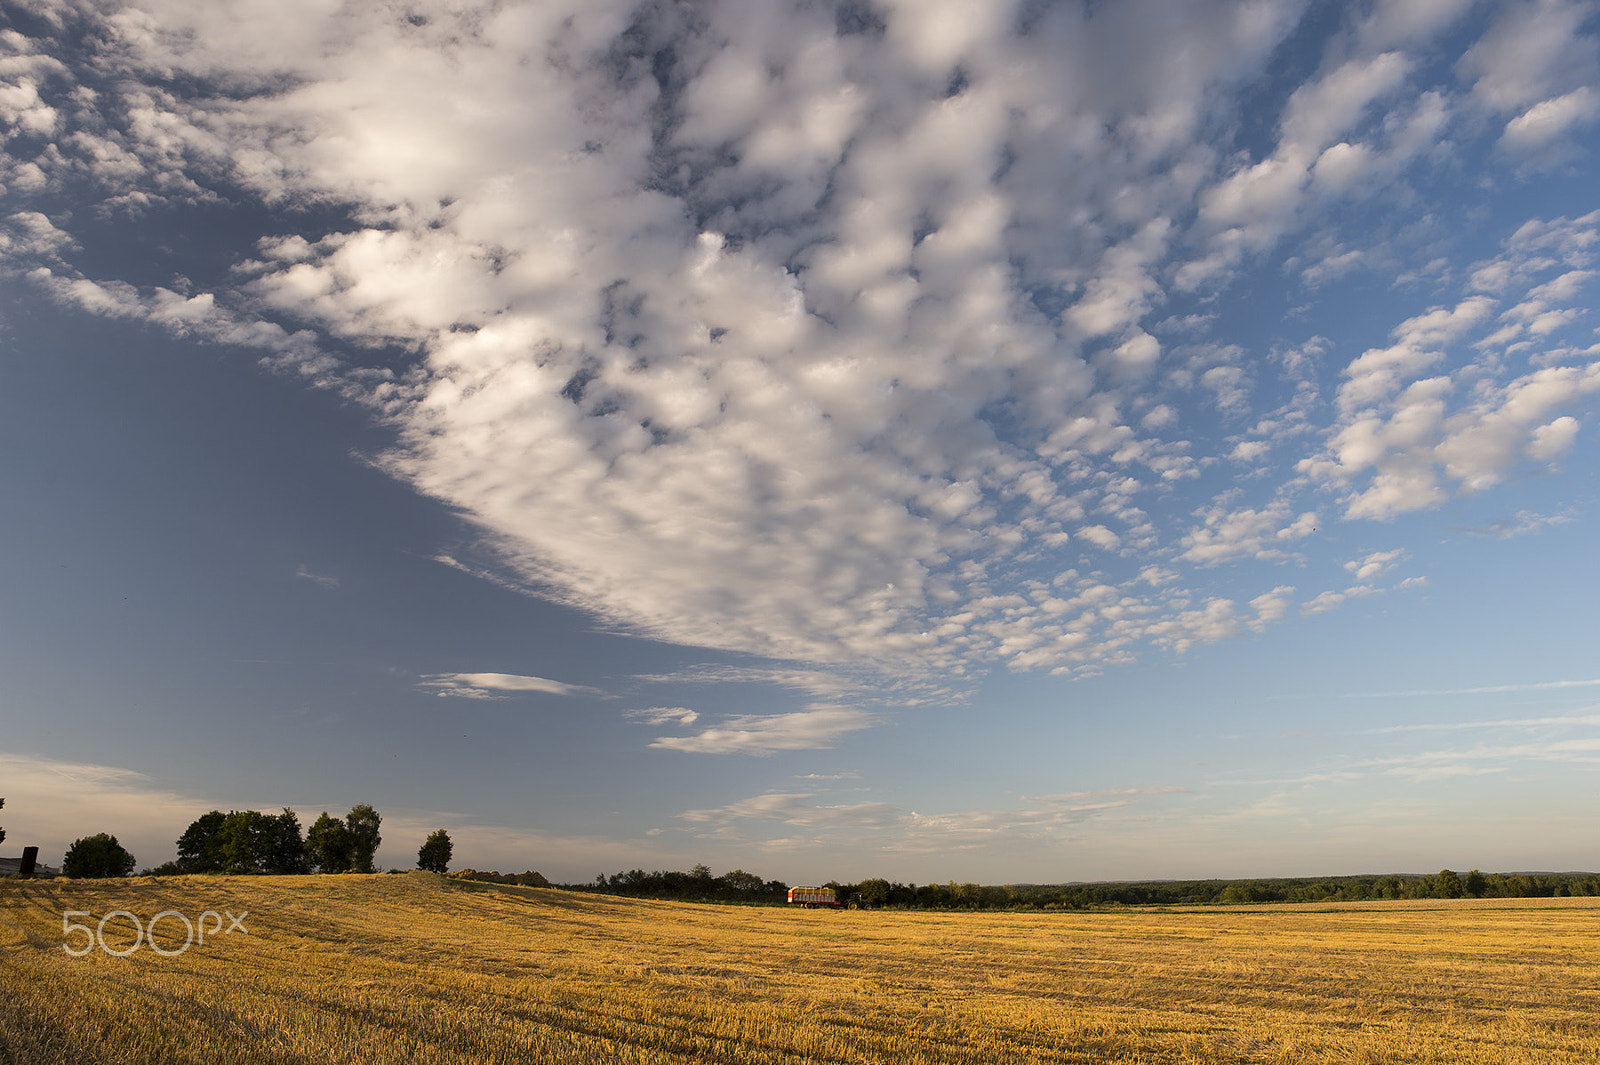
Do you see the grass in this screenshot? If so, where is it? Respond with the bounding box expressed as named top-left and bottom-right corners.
top-left (2, 872), bottom-right (1598, 1063)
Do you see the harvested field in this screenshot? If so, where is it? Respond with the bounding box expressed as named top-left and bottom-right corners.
top-left (2, 873), bottom-right (1597, 1063)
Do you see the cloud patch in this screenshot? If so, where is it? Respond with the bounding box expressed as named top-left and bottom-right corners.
top-left (649, 707), bottom-right (879, 755)
top-left (420, 672), bottom-right (604, 699)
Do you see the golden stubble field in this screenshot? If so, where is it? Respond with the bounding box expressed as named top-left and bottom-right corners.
top-left (2, 873), bottom-right (1597, 1064)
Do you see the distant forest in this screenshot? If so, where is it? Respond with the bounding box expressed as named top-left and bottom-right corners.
top-left (561, 867), bottom-right (1600, 908)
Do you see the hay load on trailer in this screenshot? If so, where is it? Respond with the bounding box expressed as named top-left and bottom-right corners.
top-left (787, 886), bottom-right (840, 908)
top-left (787, 886), bottom-right (866, 909)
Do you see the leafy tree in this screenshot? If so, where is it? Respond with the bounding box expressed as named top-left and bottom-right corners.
top-left (1435, 868), bottom-right (1464, 899)
top-left (262, 808), bottom-right (307, 874)
top-left (218, 811), bottom-right (265, 872)
top-left (306, 812), bottom-right (353, 873)
top-left (1, 796), bottom-right (6, 847)
top-left (178, 809), bottom-right (303, 874)
top-left (176, 811), bottom-right (228, 872)
top-left (417, 829), bottom-right (452, 874)
top-left (949, 881), bottom-right (981, 907)
top-left (857, 878), bottom-right (891, 907)
top-left (63, 833), bottom-right (136, 878)
top-left (1464, 869), bottom-right (1487, 898)
top-left (346, 803), bottom-right (382, 873)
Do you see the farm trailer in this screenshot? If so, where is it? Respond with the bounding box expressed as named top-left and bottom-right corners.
top-left (787, 886), bottom-right (866, 909)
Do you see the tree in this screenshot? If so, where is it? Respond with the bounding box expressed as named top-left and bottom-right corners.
top-left (417, 829), bottom-right (453, 874)
top-left (858, 878), bottom-right (892, 907)
top-left (1435, 868), bottom-right (1464, 899)
top-left (218, 811), bottom-right (272, 873)
top-left (261, 809), bottom-right (307, 874)
top-left (177, 809), bottom-right (303, 874)
top-left (346, 803), bottom-right (382, 873)
top-left (1, 797), bottom-right (7, 847)
top-left (63, 833), bottom-right (136, 878)
top-left (305, 812), bottom-right (353, 873)
top-left (176, 811), bottom-right (228, 873)
top-left (1464, 869), bottom-right (1488, 898)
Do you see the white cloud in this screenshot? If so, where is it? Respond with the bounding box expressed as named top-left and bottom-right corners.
top-left (1300, 214), bottom-right (1600, 519)
top-left (5, 0), bottom-right (1599, 711)
top-left (678, 785), bottom-right (1186, 851)
top-left (1526, 415), bottom-right (1581, 460)
top-left (1500, 86), bottom-right (1600, 149)
top-left (419, 672), bottom-right (604, 699)
top-left (1344, 549), bottom-right (1406, 583)
top-left (1458, 0), bottom-right (1599, 115)
top-left (1361, 0), bottom-right (1478, 49)
top-left (649, 707), bottom-right (880, 755)
top-left (1454, 508), bottom-right (1574, 539)
top-left (294, 564), bottom-right (340, 589)
top-left (624, 706), bottom-right (700, 727)
top-left (1248, 585), bottom-right (1296, 631)
top-left (1077, 524), bottom-right (1122, 550)
top-left (1179, 499), bottom-right (1318, 564)
top-left (1300, 584), bottom-right (1382, 615)
top-left (1352, 680), bottom-right (1600, 698)
top-left (680, 792), bottom-right (901, 829)
top-left (1230, 439), bottom-right (1271, 462)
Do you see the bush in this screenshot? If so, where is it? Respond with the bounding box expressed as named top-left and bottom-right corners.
top-left (63, 833), bottom-right (135, 878)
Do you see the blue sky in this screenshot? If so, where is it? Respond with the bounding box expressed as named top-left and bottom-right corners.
top-left (2, 0), bottom-right (1598, 884)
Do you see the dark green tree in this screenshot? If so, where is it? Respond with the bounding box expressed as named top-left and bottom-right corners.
top-left (346, 803), bottom-right (382, 873)
top-left (262, 809), bottom-right (307, 874)
top-left (1435, 868), bottom-right (1464, 899)
top-left (417, 829), bottom-right (453, 873)
top-left (0, 796), bottom-right (6, 847)
top-left (63, 833), bottom-right (136, 878)
top-left (1464, 869), bottom-right (1488, 898)
top-left (857, 878), bottom-right (892, 907)
top-left (176, 810), bottom-right (229, 872)
top-left (178, 809), bottom-right (304, 874)
top-left (218, 811), bottom-right (272, 873)
top-left (305, 812), bottom-right (353, 873)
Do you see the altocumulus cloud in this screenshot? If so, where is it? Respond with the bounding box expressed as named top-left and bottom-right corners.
top-left (2, 0), bottom-right (1599, 689)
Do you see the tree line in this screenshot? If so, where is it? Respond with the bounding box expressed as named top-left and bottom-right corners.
top-left (159, 805), bottom-right (384, 875)
top-left (38, 805), bottom-right (455, 878)
top-left (562, 864), bottom-right (790, 904)
top-left (554, 867), bottom-right (1600, 909)
top-left (807, 870), bottom-right (1600, 909)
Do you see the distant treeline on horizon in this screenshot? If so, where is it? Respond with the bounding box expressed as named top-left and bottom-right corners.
top-left (559, 867), bottom-right (1600, 908)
